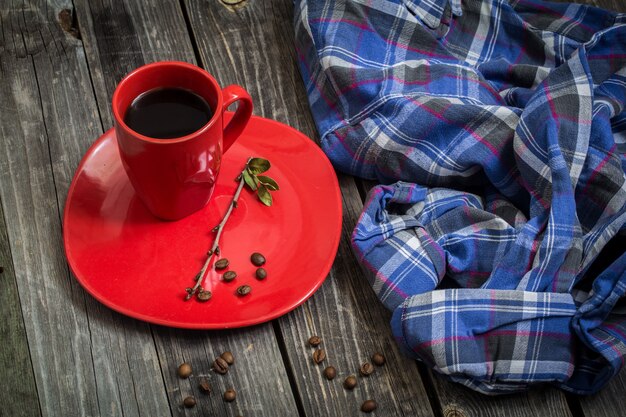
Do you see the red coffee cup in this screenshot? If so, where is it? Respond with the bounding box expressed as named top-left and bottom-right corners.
top-left (112, 61), bottom-right (253, 220)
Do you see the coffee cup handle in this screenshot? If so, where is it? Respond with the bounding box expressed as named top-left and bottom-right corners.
top-left (222, 85), bottom-right (253, 153)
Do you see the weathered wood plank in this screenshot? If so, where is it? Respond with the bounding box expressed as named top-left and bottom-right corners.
top-left (73, 0), bottom-right (300, 415)
top-left (279, 175), bottom-right (436, 417)
top-left (182, 0), bottom-right (436, 415)
top-left (153, 325), bottom-right (298, 417)
top-left (183, 0), bottom-right (315, 128)
top-left (75, 0), bottom-right (196, 129)
top-left (0, 197), bottom-right (41, 417)
top-left (34, 38), bottom-right (173, 415)
top-left (0, 1), bottom-right (171, 416)
top-left (0, 33), bottom-right (100, 417)
top-left (578, 368), bottom-right (626, 417)
top-left (431, 376), bottom-right (572, 417)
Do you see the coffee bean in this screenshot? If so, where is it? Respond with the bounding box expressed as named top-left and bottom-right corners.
top-left (308, 335), bottom-right (322, 347)
top-left (323, 366), bottom-right (336, 380)
top-left (224, 389), bottom-right (236, 402)
top-left (312, 349), bottom-right (326, 364)
top-left (215, 258), bottom-right (229, 270)
top-left (221, 351), bottom-right (235, 365)
top-left (0, 266), bottom-right (4, 273)
top-left (183, 396), bottom-right (196, 408)
top-left (197, 290), bottom-right (212, 302)
top-left (199, 380), bottom-right (211, 394)
top-left (213, 356), bottom-right (229, 374)
top-left (255, 267), bottom-right (267, 280)
top-left (360, 362), bottom-right (374, 377)
top-left (361, 400), bottom-right (377, 413)
top-left (177, 363), bottom-right (192, 378)
top-left (250, 252), bottom-right (266, 266)
top-left (223, 271), bottom-right (237, 282)
top-left (237, 285), bottom-right (251, 296)
top-left (372, 352), bottom-right (385, 366)
top-left (343, 375), bottom-right (357, 390)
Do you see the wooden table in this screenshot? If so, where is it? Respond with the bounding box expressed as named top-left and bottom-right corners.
top-left (1, 1), bottom-right (624, 416)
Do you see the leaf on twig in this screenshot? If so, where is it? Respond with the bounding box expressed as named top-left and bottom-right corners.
top-left (257, 184), bottom-right (273, 206)
top-left (247, 158), bottom-right (270, 175)
top-left (185, 157), bottom-right (278, 300)
top-left (242, 169), bottom-right (258, 191)
top-left (242, 157), bottom-right (279, 206)
top-left (257, 175), bottom-right (279, 191)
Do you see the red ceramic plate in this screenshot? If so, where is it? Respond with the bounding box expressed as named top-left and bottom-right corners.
top-left (63, 114), bottom-right (342, 329)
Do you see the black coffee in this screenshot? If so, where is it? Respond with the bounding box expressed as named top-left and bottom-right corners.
top-left (124, 87), bottom-right (213, 139)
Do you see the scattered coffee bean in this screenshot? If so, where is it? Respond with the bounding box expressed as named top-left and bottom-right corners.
top-left (224, 389), bottom-right (236, 402)
top-left (183, 396), bottom-right (196, 408)
top-left (197, 290), bottom-right (212, 302)
top-left (0, 266), bottom-right (4, 273)
top-left (250, 252), bottom-right (266, 266)
top-left (361, 400), bottom-right (377, 413)
top-left (215, 258), bottom-right (229, 270)
top-left (372, 352), bottom-right (386, 366)
top-left (213, 356), bottom-right (229, 374)
top-left (343, 375), bottom-right (357, 390)
top-left (312, 349), bottom-right (326, 364)
top-left (308, 335), bottom-right (322, 347)
top-left (323, 366), bottom-right (336, 380)
top-left (221, 351), bottom-right (235, 365)
top-left (223, 271), bottom-right (237, 282)
top-left (199, 380), bottom-right (211, 394)
top-left (255, 267), bottom-right (267, 280)
top-left (237, 285), bottom-right (251, 296)
top-left (360, 362), bottom-right (374, 376)
top-left (177, 363), bottom-right (192, 378)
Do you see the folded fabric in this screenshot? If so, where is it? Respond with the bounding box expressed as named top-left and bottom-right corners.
top-left (294, 0), bottom-right (626, 394)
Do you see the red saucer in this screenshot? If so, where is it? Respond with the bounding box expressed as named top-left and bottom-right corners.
top-left (63, 114), bottom-right (342, 329)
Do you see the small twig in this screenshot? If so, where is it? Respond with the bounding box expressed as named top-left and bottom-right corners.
top-left (185, 161), bottom-right (249, 300)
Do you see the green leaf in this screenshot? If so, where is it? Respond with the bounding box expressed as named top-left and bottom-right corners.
top-left (257, 184), bottom-right (273, 206)
top-left (256, 175), bottom-right (279, 191)
top-left (247, 158), bottom-right (270, 175)
top-left (242, 169), bottom-right (258, 191)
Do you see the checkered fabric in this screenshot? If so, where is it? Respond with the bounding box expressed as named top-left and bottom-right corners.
top-left (294, 0), bottom-right (626, 394)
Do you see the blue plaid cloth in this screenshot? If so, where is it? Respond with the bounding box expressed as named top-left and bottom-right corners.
top-left (294, 0), bottom-right (626, 394)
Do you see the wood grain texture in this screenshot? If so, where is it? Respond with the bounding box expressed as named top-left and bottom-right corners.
top-left (74, 0), bottom-right (196, 129)
top-left (577, 368), bottom-right (626, 417)
top-left (277, 174), bottom-right (436, 417)
top-left (0, 16), bottom-right (98, 417)
top-left (73, 0), bottom-right (300, 415)
top-left (0, 197), bottom-right (41, 417)
top-left (0, 1), bottom-right (171, 416)
top-left (153, 325), bottom-right (298, 417)
top-left (182, 0), bottom-right (435, 415)
top-left (431, 375), bottom-right (572, 417)
top-left (184, 0), bottom-right (319, 130)
top-left (31, 9), bottom-right (174, 417)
